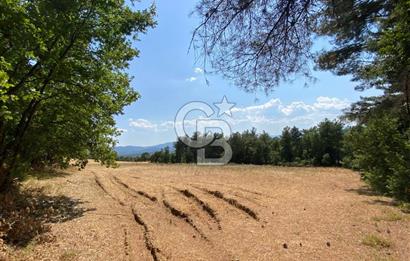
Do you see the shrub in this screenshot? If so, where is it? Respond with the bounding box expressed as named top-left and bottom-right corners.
top-left (321, 153), bottom-right (333, 166)
top-left (350, 115), bottom-right (410, 201)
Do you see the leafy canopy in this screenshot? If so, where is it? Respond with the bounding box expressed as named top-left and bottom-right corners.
top-left (0, 0), bottom-right (156, 187)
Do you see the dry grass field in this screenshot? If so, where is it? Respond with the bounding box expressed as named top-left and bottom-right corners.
top-left (1, 162), bottom-right (409, 261)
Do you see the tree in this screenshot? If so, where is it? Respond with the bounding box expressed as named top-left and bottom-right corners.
top-left (0, 0), bottom-right (156, 190)
top-left (290, 126), bottom-right (302, 161)
top-left (348, 115), bottom-right (410, 201)
top-left (192, 0), bottom-right (314, 92)
top-left (317, 119), bottom-right (344, 165)
top-left (316, 0), bottom-right (409, 123)
top-left (229, 132), bottom-right (245, 163)
top-left (171, 123), bottom-right (346, 167)
top-left (300, 126), bottom-right (322, 165)
top-left (280, 127), bottom-right (293, 163)
top-left (192, 0), bottom-right (409, 121)
top-left (256, 132), bottom-right (274, 164)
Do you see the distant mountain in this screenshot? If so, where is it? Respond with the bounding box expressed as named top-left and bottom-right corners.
top-left (115, 142), bottom-right (175, 156)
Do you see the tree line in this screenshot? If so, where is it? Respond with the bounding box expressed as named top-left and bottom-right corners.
top-left (125, 119), bottom-right (345, 167)
top-left (123, 115), bottom-right (410, 201)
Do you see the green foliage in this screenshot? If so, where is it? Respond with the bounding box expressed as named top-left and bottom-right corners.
top-left (164, 119), bottom-right (344, 167)
top-left (280, 127), bottom-right (293, 163)
top-left (348, 115), bottom-right (410, 201)
top-left (316, 0), bottom-right (410, 122)
top-left (341, 126), bottom-right (362, 169)
top-left (321, 153), bottom-right (332, 166)
top-left (300, 119), bottom-right (344, 166)
top-left (0, 0), bottom-right (156, 189)
top-left (188, 0), bottom-right (410, 203)
top-left (150, 147), bottom-right (174, 163)
top-left (399, 202), bottom-right (410, 214)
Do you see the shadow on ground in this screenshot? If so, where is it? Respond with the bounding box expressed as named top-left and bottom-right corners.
top-left (20, 168), bottom-right (71, 181)
top-left (345, 186), bottom-right (382, 197)
top-left (0, 185), bottom-right (95, 247)
top-left (345, 186), bottom-right (404, 208)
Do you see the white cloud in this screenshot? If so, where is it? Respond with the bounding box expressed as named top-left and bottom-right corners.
top-left (279, 101), bottom-right (315, 116)
top-left (185, 68), bottom-right (204, 83)
top-left (185, 76), bottom-right (197, 82)
top-left (194, 67), bottom-right (204, 74)
top-left (126, 96), bottom-right (350, 139)
top-left (129, 118), bottom-right (157, 129)
top-left (159, 121), bottom-right (174, 129)
top-left (232, 98), bottom-right (282, 113)
top-left (278, 96), bottom-right (350, 116)
top-left (226, 96), bottom-right (350, 134)
top-left (117, 128), bottom-right (128, 133)
top-left (313, 96), bottom-right (350, 110)
top-left (129, 119), bottom-right (175, 133)
top-left (231, 96), bottom-right (348, 116)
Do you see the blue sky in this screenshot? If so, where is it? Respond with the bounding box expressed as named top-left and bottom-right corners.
top-left (116, 0), bottom-right (377, 146)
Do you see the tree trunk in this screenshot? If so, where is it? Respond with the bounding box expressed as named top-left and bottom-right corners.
top-left (405, 74), bottom-right (410, 117)
top-left (0, 165), bottom-right (10, 193)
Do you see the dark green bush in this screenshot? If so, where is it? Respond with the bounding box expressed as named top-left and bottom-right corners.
top-left (349, 115), bottom-right (410, 201)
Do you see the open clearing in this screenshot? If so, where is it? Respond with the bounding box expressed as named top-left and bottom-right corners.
top-left (2, 162), bottom-right (409, 261)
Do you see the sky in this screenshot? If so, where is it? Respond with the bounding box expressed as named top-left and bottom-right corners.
top-left (116, 0), bottom-right (378, 146)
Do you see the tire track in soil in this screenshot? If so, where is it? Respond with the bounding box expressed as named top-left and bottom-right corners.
top-left (94, 172), bottom-right (235, 260)
top-left (112, 175), bottom-right (157, 202)
top-left (193, 186), bottom-right (259, 221)
top-left (174, 188), bottom-right (222, 230)
top-left (95, 174), bottom-right (162, 261)
top-left (123, 227), bottom-right (130, 259)
top-left (94, 175), bottom-right (126, 206)
top-left (230, 191), bottom-right (268, 208)
top-left (189, 181), bottom-right (273, 198)
top-left (100, 173), bottom-right (230, 259)
top-left (162, 199), bottom-right (208, 240)
top-left (189, 182), bottom-right (268, 208)
top-left (132, 209), bottom-right (161, 261)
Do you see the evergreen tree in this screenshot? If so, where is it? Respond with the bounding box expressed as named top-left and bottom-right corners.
top-left (280, 127), bottom-right (293, 163)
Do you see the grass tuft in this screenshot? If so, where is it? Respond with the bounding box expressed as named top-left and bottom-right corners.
top-left (373, 210), bottom-right (403, 222)
top-left (362, 234), bottom-right (392, 249)
top-left (398, 203), bottom-right (410, 214)
top-left (59, 250), bottom-right (77, 261)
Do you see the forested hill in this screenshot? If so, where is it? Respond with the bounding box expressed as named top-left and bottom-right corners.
top-left (115, 142), bottom-right (175, 156)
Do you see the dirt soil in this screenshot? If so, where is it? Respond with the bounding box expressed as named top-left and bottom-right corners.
top-left (1, 162), bottom-right (409, 261)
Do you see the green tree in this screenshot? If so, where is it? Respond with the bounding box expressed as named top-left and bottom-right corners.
top-left (280, 127), bottom-right (293, 163)
top-left (0, 0), bottom-right (156, 190)
top-left (316, 0), bottom-right (409, 123)
top-left (290, 126), bottom-right (303, 161)
top-left (229, 132), bottom-right (245, 163)
top-left (257, 132), bottom-right (274, 164)
top-left (349, 115), bottom-right (410, 201)
top-left (317, 119), bottom-right (344, 165)
top-left (301, 127), bottom-right (321, 165)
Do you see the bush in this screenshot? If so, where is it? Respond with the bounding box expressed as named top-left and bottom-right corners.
top-left (321, 153), bottom-right (333, 166)
top-left (350, 115), bottom-right (410, 201)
